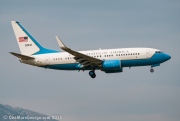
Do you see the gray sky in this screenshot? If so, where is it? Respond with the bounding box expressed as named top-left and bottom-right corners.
top-left (0, 0), bottom-right (180, 121)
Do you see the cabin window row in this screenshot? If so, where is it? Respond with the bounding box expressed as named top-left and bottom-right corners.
top-left (116, 53), bottom-right (140, 56)
top-left (104, 55), bottom-right (113, 57)
top-left (53, 57), bottom-right (74, 60)
top-left (53, 58), bottom-right (62, 60)
top-left (53, 53), bottom-right (140, 60)
top-left (91, 55), bottom-right (102, 58)
top-left (65, 57), bottom-right (73, 59)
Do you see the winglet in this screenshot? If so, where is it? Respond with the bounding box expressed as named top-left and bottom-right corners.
top-left (55, 36), bottom-right (67, 49)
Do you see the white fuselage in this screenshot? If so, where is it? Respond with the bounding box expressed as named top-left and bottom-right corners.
top-left (21, 48), bottom-right (157, 68)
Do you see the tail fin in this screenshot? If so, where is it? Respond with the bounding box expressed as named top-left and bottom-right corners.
top-left (11, 21), bottom-right (58, 55)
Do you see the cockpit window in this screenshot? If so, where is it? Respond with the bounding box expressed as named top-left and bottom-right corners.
top-left (155, 51), bottom-right (162, 53)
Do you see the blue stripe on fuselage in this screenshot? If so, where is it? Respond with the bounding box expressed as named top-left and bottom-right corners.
top-left (121, 53), bottom-right (164, 67)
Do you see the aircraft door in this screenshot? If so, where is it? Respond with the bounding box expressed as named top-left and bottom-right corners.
top-left (146, 50), bottom-right (150, 58)
top-left (45, 56), bottom-right (50, 65)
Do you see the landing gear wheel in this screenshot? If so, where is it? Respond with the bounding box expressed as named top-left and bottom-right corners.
top-left (89, 70), bottom-right (96, 78)
top-left (150, 68), bottom-right (154, 73)
top-left (91, 74), bottom-right (96, 78)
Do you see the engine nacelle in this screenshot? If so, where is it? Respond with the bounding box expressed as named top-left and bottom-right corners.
top-left (102, 60), bottom-right (122, 70)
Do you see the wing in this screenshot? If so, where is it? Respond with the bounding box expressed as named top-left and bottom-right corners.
top-left (55, 36), bottom-right (102, 68)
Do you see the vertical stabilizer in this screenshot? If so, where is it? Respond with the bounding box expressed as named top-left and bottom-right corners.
top-left (11, 21), bottom-right (57, 55)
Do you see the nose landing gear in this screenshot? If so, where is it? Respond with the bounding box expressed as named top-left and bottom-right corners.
top-left (150, 68), bottom-right (154, 73)
top-left (89, 70), bottom-right (96, 78)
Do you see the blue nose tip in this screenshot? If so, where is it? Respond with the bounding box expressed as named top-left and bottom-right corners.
top-left (164, 54), bottom-right (171, 61)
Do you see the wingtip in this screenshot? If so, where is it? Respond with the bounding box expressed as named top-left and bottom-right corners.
top-left (55, 35), bottom-right (60, 41)
top-left (55, 36), bottom-right (66, 49)
top-left (55, 36), bottom-right (60, 41)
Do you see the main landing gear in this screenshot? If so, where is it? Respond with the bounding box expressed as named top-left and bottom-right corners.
top-left (150, 68), bottom-right (154, 73)
top-left (89, 70), bottom-right (96, 78)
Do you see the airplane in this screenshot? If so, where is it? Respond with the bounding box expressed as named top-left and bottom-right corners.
top-left (10, 21), bottom-right (171, 78)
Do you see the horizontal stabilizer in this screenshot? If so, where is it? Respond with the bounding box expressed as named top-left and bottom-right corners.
top-left (10, 52), bottom-right (35, 59)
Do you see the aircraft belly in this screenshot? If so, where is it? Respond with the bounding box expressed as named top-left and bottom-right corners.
top-left (121, 59), bottom-right (151, 67)
top-left (121, 53), bottom-right (164, 67)
top-left (41, 63), bottom-right (84, 70)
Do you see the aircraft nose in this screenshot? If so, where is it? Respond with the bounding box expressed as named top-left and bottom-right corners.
top-left (163, 53), bottom-right (171, 61)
